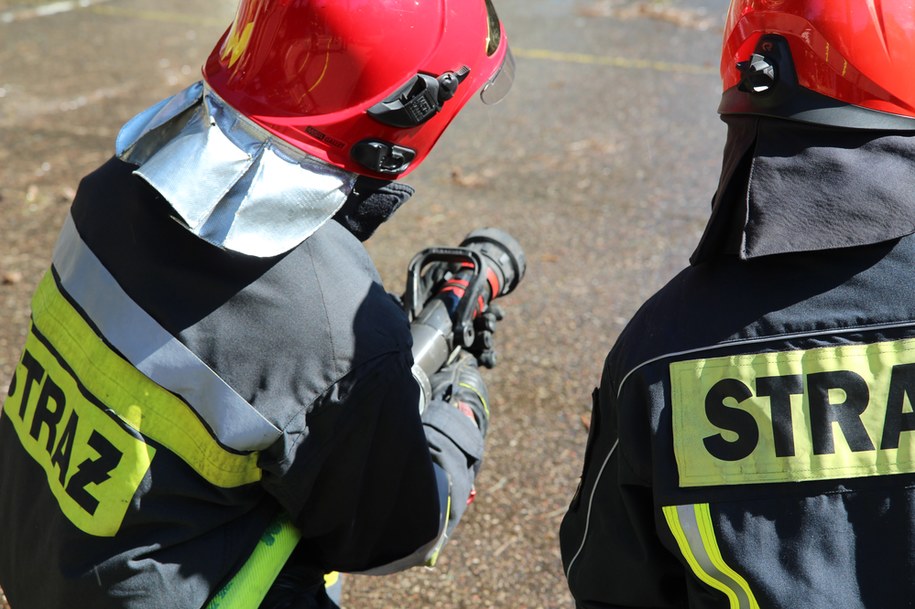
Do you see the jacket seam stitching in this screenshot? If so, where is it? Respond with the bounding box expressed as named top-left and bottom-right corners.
top-left (616, 318), bottom-right (915, 399)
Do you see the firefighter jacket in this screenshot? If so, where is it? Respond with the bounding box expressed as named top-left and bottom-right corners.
top-left (0, 156), bottom-right (485, 609)
top-left (560, 117), bottom-right (915, 608)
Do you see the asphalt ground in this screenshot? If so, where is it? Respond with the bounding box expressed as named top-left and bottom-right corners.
top-left (0, 0), bottom-right (729, 607)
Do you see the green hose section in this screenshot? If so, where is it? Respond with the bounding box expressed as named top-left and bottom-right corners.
top-left (204, 513), bottom-right (302, 609)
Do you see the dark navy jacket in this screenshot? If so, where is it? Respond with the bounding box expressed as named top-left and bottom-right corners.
top-left (561, 235), bottom-right (915, 608)
top-left (0, 158), bottom-right (480, 609)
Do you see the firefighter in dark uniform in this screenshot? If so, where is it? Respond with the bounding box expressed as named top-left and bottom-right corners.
top-left (0, 1), bottom-right (516, 608)
top-left (560, 1), bottom-right (915, 607)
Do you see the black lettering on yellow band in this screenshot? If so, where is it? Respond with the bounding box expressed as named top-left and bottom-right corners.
top-left (671, 338), bottom-right (915, 486)
top-left (1, 271), bottom-right (264, 536)
top-left (4, 325), bottom-right (149, 536)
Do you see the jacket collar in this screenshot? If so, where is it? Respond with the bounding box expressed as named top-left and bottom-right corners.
top-left (691, 116), bottom-right (915, 264)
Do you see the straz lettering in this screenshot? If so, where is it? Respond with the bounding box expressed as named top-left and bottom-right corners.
top-left (670, 339), bottom-right (915, 487)
top-left (15, 348), bottom-right (123, 514)
top-left (3, 328), bottom-right (154, 536)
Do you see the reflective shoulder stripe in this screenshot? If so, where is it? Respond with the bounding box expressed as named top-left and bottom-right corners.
top-left (662, 504), bottom-right (760, 609)
top-left (52, 213), bottom-right (281, 452)
top-left (32, 269), bottom-right (261, 488)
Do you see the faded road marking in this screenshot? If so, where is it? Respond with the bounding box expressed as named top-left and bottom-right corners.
top-left (512, 47), bottom-right (717, 76)
top-left (2, 1), bottom-right (717, 77)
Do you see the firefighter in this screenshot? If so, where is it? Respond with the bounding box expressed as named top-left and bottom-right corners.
top-left (0, 1), bottom-right (514, 608)
top-left (560, 1), bottom-right (915, 607)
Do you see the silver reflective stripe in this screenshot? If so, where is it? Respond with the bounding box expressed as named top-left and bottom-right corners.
top-left (564, 437), bottom-right (618, 580)
top-left (670, 504), bottom-right (756, 609)
top-left (52, 213), bottom-right (281, 452)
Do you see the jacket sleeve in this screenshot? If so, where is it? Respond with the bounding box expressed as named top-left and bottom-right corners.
top-left (258, 349), bottom-right (462, 575)
top-left (559, 359), bottom-right (688, 609)
top-left (419, 376), bottom-right (488, 564)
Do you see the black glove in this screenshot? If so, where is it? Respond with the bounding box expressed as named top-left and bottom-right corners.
top-left (429, 350), bottom-right (490, 438)
top-left (423, 351), bottom-right (490, 526)
top-left (332, 176), bottom-right (414, 241)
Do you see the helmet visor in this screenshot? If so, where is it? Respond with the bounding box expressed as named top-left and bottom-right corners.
top-left (480, 47), bottom-right (515, 105)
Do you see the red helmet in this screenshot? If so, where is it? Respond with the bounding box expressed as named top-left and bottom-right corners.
top-left (203, 0), bottom-right (513, 178)
top-left (719, 0), bottom-right (915, 130)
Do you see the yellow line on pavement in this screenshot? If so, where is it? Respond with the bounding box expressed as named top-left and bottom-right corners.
top-left (3, 1), bottom-right (717, 78)
top-left (512, 47), bottom-right (717, 75)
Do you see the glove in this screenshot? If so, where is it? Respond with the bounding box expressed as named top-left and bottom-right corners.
top-left (429, 350), bottom-right (490, 438)
top-left (332, 176), bottom-right (414, 241)
top-left (424, 351), bottom-right (490, 514)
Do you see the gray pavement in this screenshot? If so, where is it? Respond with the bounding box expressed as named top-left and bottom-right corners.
top-left (0, 0), bottom-right (729, 607)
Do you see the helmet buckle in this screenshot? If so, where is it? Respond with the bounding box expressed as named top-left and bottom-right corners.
top-left (737, 53), bottom-right (777, 94)
top-left (351, 139), bottom-right (417, 175)
top-left (368, 67), bottom-right (471, 128)
top-left (437, 66), bottom-right (471, 102)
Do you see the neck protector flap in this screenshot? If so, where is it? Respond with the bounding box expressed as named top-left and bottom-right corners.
top-left (116, 81), bottom-right (357, 257)
top-left (692, 116), bottom-right (915, 263)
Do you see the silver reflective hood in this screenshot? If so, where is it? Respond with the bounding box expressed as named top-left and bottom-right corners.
top-left (116, 81), bottom-right (357, 257)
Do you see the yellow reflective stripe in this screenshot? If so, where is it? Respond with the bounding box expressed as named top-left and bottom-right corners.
top-left (458, 381), bottom-right (489, 419)
top-left (5, 324), bottom-right (155, 536)
top-left (32, 271), bottom-right (261, 487)
top-left (662, 504), bottom-right (760, 609)
top-left (662, 505), bottom-right (734, 604)
top-left (693, 504), bottom-right (759, 609)
top-left (425, 494), bottom-right (451, 567)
